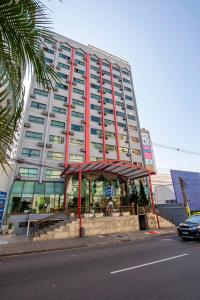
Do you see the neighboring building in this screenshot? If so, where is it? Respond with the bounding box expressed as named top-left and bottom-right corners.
top-left (8, 32), bottom-right (145, 216)
top-left (151, 172), bottom-right (176, 204)
top-left (141, 128), bottom-right (156, 172)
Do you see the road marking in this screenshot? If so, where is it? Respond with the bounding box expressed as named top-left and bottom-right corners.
top-left (111, 253), bottom-right (189, 274)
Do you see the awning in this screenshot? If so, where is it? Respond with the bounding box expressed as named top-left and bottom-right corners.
top-left (61, 160), bottom-right (155, 180)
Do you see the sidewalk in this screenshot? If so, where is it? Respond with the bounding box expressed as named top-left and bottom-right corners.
top-left (0, 228), bottom-right (177, 257)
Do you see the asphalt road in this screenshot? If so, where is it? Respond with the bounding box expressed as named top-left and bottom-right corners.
top-left (0, 235), bottom-right (200, 300)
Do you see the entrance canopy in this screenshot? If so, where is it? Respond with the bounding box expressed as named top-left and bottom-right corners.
top-left (61, 160), bottom-right (155, 179)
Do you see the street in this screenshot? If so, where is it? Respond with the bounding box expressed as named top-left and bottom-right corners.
top-left (0, 235), bottom-right (200, 300)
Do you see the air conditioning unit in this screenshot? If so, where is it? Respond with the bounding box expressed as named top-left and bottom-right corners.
top-left (30, 94), bottom-right (36, 99)
top-left (125, 140), bottom-right (129, 144)
top-left (106, 150), bottom-right (109, 154)
top-left (16, 158), bottom-right (25, 163)
top-left (122, 107), bottom-right (125, 111)
top-left (105, 136), bottom-right (108, 140)
top-left (105, 123), bottom-right (108, 127)
top-left (24, 123), bottom-right (31, 128)
top-left (127, 153), bottom-right (131, 156)
top-left (103, 91), bottom-right (106, 94)
top-left (124, 128), bottom-right (127, 132)
top-left (46, 143), bottom-right (52, 148)
top-left (98, 100), bottom-right (101, 103)
top-left (104, 112), bottom-right (107, 116)
top-left (99, 122), bottom-right (102, 125)
top-left (50, 112), bottom-right (55, 117)
top-left (99, 134), bottom-right (103, 138)
top-left (99, 149), bottom-right (103, 153)
top-left (98, 111), bottom-right (101, 114)
top-left (42, 111), bottom-right (48, 116)
top-left (37, 142), bottom-right (44, 147)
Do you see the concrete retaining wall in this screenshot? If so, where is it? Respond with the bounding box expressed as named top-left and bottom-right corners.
top-left (147, 213), bottom-right (176, 229)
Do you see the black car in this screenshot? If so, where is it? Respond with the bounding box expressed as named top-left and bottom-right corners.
top-left (178, 215), bottom-right (200, 240)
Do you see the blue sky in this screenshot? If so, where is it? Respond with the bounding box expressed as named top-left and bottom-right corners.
top-left (43, 0), bottom-right (200, 172)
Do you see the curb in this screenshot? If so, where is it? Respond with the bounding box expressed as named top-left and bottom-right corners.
top-left (0, 231), bottom-right (177, 258)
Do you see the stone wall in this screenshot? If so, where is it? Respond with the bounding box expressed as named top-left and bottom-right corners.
top-left (147, 213), bottom-right (176, 229)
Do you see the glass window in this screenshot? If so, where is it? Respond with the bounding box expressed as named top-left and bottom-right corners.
top-left (74, 78), bottom-right (85, 85)
top-left (51, 120), bottom-right (65, 128)
top-left (122, 70), bottom-right (130, 76)
top-left (90, 57), bottom-right (99, 63)
top-left (104, 88), bottom-right (112, 94)
top-left (34, 88), bottom-right (48, 97)
top-left (57, 72), bottom-right (68, 79)
top-left (103, 78), bottom-right (111, 85)
top-left (58, 62), bottom-right (70, 69)
top-left (105, 131), bottom-right (115, 138)
top-left (105, 119), bottom-right (114, 125)
top-left (45, 57), bottom-right (53, 64)
top-left (56, 82), bottom-right (68, 90)
top-left (90, 93), bottom-right (101, 100)
top-left (112, 66), bottom-right (120, 73)
top-left (115, 91), bottom-right (123, 97)
top-left (102, 62), bottom-right (110, 68)
top-left (59, 45), bottom-right (71, 52)
top-left (120, 147), bottom-right (129, 153)
top-left (28, 115), bottom-right (45, 124)
top-left (116, 111), bottom-right (125, 117)
top-left (70, 138), bottom-right (84, 146)
top-left (132, 149), bottom-right (141, 155)
top-left (22, 148), bottom-right (40, 158)
top-left (49, 135), bottom-right (64, 144)
top-left (71, 124), bottom-right (84, 132)
top-left (45, 169), bottom-right (61, 178)
top-left (75, 59), bottom-right (85, 66)
top-left (44, 38), bottom-right (56, 45)
top-left (25, 131), bottom-right (42, 140)
top-left (104, 97), bottom-right (113, 104)
top-left (74, 68), bottom-right (85, 75)
top-left (75, 50), bottom-right (85, 57)
top-left (113, 73), bottom-right (120, 80)
top-left (71, 111), bottom-right (84, 119)
top-left (118, 134), bottom-right (127, 141)
top-left (91, 104), bottom-right (101, 111)
top-left (129, 125), bottom-right (137, 131)
top-left (118, 122), bottom-right (126, 128)
top-left (90, 65), bottom-right (99, 72)
top-left (91, 74), bottom-right (100, 81)
top-left (52, 106), bottom-right (66, 114)
top-left (54, 94), bottom-right (67, 102)
top-left (131, 137), bottom-right (139, 143)
top-left (127, 104), bottom-right (134, 110)
top-left (128, 115), bottom-right (136, 120)
top-left (114, 82), bottom-right (121, 88)
top-left (31, 101), bottom-right (47, 110)
top-left (124, 87), bottom-right (131, 92)
top-left (19, 168), bottom-right (38, 178)
top-left (91, 83), bottom-right (100, 90)
top-left (73, 88), bottom-right (84, 95)
top-left (116, 101), bottom-right (124, 107)
top-left (69, 154), bottom-right (84, 162)
top-left (47, 151), bottom-right (64, 160)
top-left (104, 108), bottom-right (113, 114)
top-left (91, 142), bottom-right (102, 150)
top-left (72, 99), bottom-right (84, 107)
top-left (125, 95), bottom-right (133, 101)
top-left (44, 48), bottom-right (54, 55)
top-left (103, 70), bottom-right (110, 76)
top-left (59, 53), bottom-right (70, 60)
top-left (106, 145), bottom-right (116, 151)
top-left (123, 78), bottom-right (130, 84)
top-left (91, 116), bottom-right (101, 123)
top-left (91, 128), bottom-right (102, 135)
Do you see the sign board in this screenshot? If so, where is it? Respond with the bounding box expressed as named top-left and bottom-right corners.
top-left (105, 186), bottom-right (114, 198)
top-left (0, 192), bottom-right (7, 226)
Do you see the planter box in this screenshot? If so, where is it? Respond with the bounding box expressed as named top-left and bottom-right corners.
top-left (95, 213), bottom-right (104, 218)
top-left (122, 212), bottom-right (130, 217)
top-left (112, 212), bottom-right (120, 217)
top-left (84, 213), bottom-right (93, 218)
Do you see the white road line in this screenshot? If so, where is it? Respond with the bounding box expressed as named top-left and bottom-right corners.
top-left (111, 253), bottom-right (189, 274)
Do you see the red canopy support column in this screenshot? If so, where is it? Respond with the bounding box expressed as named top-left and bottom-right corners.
top-left (78, 164), bottom-right (83, 237)
top-left (148, 172), bottom-right (160, 229)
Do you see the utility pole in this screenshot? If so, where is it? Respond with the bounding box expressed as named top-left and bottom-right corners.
top-left (179, 176), bottom-right (191, 217)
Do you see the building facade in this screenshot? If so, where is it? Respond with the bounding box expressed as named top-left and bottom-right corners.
top-left (8, 32), bottom-right (145, 215)
top-left (141, 128), bottom-right (156, 173)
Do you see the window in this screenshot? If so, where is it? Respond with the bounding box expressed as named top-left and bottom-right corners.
top-left (72, 99), bottom-right (84, 107)
top-left (49, 135), bottom-right (64, 144)
top-left (91, 116), bottom-right (101, 123)
top-left (127, 104), bottom-right (134, 110)
top-left (28, 115), bottom-right (45, 124)
top-left (59, 44), bottom-right (71, 52)
top-left (74, 78), bottom-right (85, 85)
top-left (19, 168), bottom-right (38, 178)
top-left (124, 87), bottom-right (131, 92)
top-left (44, 38), bottom-right (56, 45)
top-left (71, 111), bottom-right (84, 119)
top-left (91, 65), bottom-right (99, 72)
top-left (31, 101), bottom-right (47, 110)
top-left (58, 62), bottom-right (70, 69)
top-left (116, 111), bottom-right (125, 117)
top-left (74, 68), bottom-right (85, 75)
top-left (44, 48), bottom-right (55, 55)
top-left (118, 134), bottom-right (127, 141)
top-left (123, 78), bottom-right (131, 84)
top-left (91, 74), bottom-right (100, 81)
top-left (104, 107), bottom-right (113, 114)
top-left (114, 82), bottom-right (121, 88)
top-left (56, 82), bottom-right (68, 90)
top-left (116, 101), bottom-right (123, 107)
top-left (128, 115), bottom-right (136, 120)
top-left (91, 156), bottom-right (102, 161)
top-left (105, 119), bottom-right (114, 125)
top-left (115, 91), bottom-right (123, 97)
top-left (122, 70), bottom-right (129, 76)
top-left (54, 94), bottom-right (67, 102)
top-left (22, 148), bottom-right (40, 158)
top-left (51, 120), bottom-right (65, 128)
top-left (59, 53), bottom-right (70, 60)
top-left (91, 104), bottom-right (101, 111)
top-left (129, 125), bottom-right (137, 131)
top-left (125, 95), bottom-right (133, 101)
top-left (45, 169), bottom-right (61, 179)
top-left (57, 72), bottom-right (68, 79)
top-left (75, 50), bottom-right (85, 57)
top-left (103, 70), bottom-right (110, 76)
top-left (104, 88), bottom-right (112, 94)
top-left (120, 147), bottom-right (129, 153)
top-left (91, 128), bottom-right (102, 135)
top-left (91, 142), bottom-right (102, 150)
top-left (91, 83), bottom-right (100, 90)
top-left (25, 131), bottom-right (42, 140)
top-left (69, 154), bottom-right (84, 162)
top-left (71, 124), bottom-right (84, 132)
top-left (47, 151), bottom-right (64, 160)
top-left (102, 62), bottom-right (110, 68)
top-left (112, 66), bottom-right (120, 73)
top-left (75, 59), bottom-right (85, 66)
top-left (90, 93), bottom-right (101, 100)
top-left (45, 57), bottom-right (53, 64)
top-left (118, 122), bottom-right (126, 128)
top-left (131, 137), bottom-right (139, 143)
top-left (104, 97), bottom-right (113, 104)
top-left (91, 57), bottom-right (99, 63)
top-left (132, 149), bottom-right (141, 155)
top-left (70, 138), bottom-right (84, 146)
top-left (73, 88), bottom-right (84, 95)
top-left (105, 131), bottom-right (115, 138)
top-left (113, 74), bottom-right (120, 80)
top-left (34, 88), bottom-right (48, 97)
top-left (103, 78), bottom-right (111, 85)
top-left (106, 145), bottom-right (116, 151)
top-left (52, 106), bottom-right (66, 115)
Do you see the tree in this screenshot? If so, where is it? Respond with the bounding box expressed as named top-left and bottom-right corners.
top-left (129, 180), bottom-right (139, 205)
top-left (0, 0), bottom-right (60, 169)
top-left (138, 180), bottom-right (149, 207)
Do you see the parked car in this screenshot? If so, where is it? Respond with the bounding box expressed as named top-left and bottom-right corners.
top-left (177, 215), bottom-right (200, 240)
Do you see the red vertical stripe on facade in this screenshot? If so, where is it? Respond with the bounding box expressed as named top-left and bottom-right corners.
top-left (65, 48), bottom-right (75, 166)
top-left (110, 65), bottom-right (120, 160)
top-left (100, 60), bottom-right (106, 160)
top-left (85, 53), bottom-right (90, 162)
